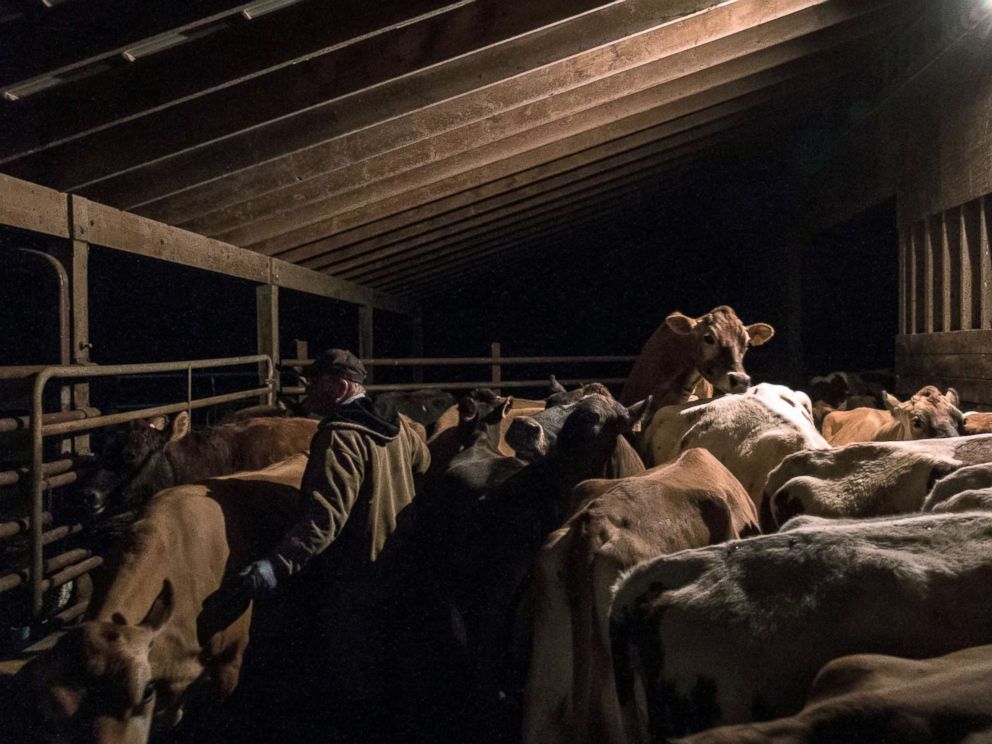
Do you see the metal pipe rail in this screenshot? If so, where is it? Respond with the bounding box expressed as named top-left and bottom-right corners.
top-left (25, 354), bottom-right (275, 617)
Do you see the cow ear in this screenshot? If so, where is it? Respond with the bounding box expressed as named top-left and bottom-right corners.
top-left (665, 312), bottom-right (696, 335)
top-left (746, 323), bottom-right (775, 346)
top-left (458, 397), bottom-right (478, 423)
top-left (625, 396), bottom-right (653, 432)
top-left (946, 388), bottom-right (961, 409)
top-left (837, 400), bottom-right (849, 411)
top-left (500, 397), bottom-right (514, 419)
top-left (147, 415), bottom-right (169, 431)
top-left (882, 391), bottom-right (901, 413)
top-left (548, 375), bottom-right (566, 394)
top-left (169, 411), bottom-right (191, 442)
top-left (140, 580), bottom-right (173, 635)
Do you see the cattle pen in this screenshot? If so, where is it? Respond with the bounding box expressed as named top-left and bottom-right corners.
top-left (5, 0), bottom-right (992, 742)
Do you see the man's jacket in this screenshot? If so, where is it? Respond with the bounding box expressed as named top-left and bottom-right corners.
top-left (270, 397), bottom-right (430, 580)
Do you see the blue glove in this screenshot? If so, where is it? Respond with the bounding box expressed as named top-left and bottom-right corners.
top-left (237, 559), bottom-right (278, 597)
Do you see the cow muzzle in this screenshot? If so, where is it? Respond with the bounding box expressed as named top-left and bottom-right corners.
top-left (505, 417), bottom-right (547, 461)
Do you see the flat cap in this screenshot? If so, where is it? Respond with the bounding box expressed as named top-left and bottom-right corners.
top-left (304, 348), bottom-right (367, 383)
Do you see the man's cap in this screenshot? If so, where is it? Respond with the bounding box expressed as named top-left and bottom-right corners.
top-left (304, 348), bottom-right (367, 383)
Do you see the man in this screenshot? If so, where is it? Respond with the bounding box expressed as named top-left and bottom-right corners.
top-left (232, 348), bottom-right (430, 739)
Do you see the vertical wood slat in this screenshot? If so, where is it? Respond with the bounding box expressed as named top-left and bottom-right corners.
top-left (957, 204), bottom-right (973, 331)
top-left (927, 215), bottom-right (940, 332)
top-left (913, 220), bottom-right (925, 333)
top-left (898, 226), bottom-right (908, 335)
top-left (946, 207), bottom-right (962, 331)
top-left (255, 285), bottom-right (279, 405)
top-left (983, 196), bottom-right (992, 328)
top-left (359, 305), bottom-right (374, 385)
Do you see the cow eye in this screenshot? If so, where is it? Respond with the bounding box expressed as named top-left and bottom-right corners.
top-left (141, 681), bottom-right (156, 705)
top-left (702, 333), bottom-right (715, 345)
top-left (912, 417), bottom-right (923, 429)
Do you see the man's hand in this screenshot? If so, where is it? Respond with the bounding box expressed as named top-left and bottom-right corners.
top-left (237, 559), bottom-right (278, 597)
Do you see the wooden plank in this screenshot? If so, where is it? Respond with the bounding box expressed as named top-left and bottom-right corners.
top-left (909, 220), bottom-right (920, 333)
top-left (74, 0), bottom-right (730, 212)
top-left (947, 206), bottom-right (964, 331)
top-left (941, 212), bottom-right (955, 331)
top-left (0, 172), bottom-right (69, 237)
top-left (963, 197), bottom-right (983, 329)
top-left (895, 330), bottom-right (992, 356)
top-left (190, 0), bottom-right (879, 244)
top-left (898, 228), bottom-right (907, 335)
top-left (983, 196), bottom-right (992, 328)
top-left (304, 72), bottom-right (834, 272)
top-left (896, 375), bottom-right (992, 406)
top-left (255, 284), bottom-right (279, 404)
top-left (220, 1), bottom-right (895, 254)
top-left (76, 197), bottom-right (271, 284)
top-left (924, 217), bottom-right (935, 333)
top-left (286, 66), bottom-right (829, 268)
top-left (897, 353), bottom-right (992, 380)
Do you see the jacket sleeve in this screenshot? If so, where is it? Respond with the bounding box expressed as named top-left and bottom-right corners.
top-left (406, 419), bottom-right (431, 476)
top-left (269, 429), bottom-right (366, 578)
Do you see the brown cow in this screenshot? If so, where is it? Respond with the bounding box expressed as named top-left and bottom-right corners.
top-left (30, 455), bottom-right (307, 744)
top-left (80, 413), bottom-right (316, 515)
top-left (523, 449), bottom-right (757, 744)
top-left (962, 410), bottom-right (992, 435)
top-left (822, 386), bottom-right (961, 445)
top-left (620, 305), bottom-right (774, 409)
top-left (676, 644), bottom-right (992, 743)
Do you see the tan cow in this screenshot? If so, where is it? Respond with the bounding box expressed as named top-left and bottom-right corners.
top-left (821, 385), bottom-right (961, 445)
top-left (523, 449), bottom-right (756, 744)
top-left (620, 305), bottom-right (774, 410)
top-left (962, 410), bottom-right (992, 435)
top-left (610, 511), bottom-right (992, 741)
top-left (676, 644), bottom-right (992, 743)
top-left (642, 383), bottom-right (827, 511)
top-left (30, 455), bottom-right (307, 744)
top-left (762, 434), bottom-right (992, 529)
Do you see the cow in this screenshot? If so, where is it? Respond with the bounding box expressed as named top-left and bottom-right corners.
top-left (373, 390), bottom-right (456, 431)
top-left (394, 394), bottom-right (651, 744)
top-left (620, 305), bottom-right (774, 410)
top-left (609, 511), bottom-right (992, 741)
top-left (79, 413), bottom-right (316, 516)
top-left (545, 376), bottom-right (613, 408)
top-left (27, 455), bottom-right (307, 744)
top-left (922, 462), bottom-right (992, 512)
top-left (762, 434), bottom-right (992, 530)
top-left (675, 643), bottom-right (992, 743)
top-left (641, 384), bottom-right (827, 511)
top-left (522, 449), bottom-right (757, 744)
top-left (962, 410), bottom-right (992, 435)
top-left (821, 386), bottom-right (962, 445)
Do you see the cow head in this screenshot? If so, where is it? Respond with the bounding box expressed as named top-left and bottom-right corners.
top-left (553, 394), bottom-right (652, 476)
top-left (38, 581), bottom-right (175, 744)
top-left (80, 413), bottom-right (191, 516)
top-left (544, 375), bottom-right (613, 409)
top-left (882, 386), bottom-right (962, 440)
top-left (506, 401), bottom-right (579, 462)
top-left (666, 305), bottom-right (774, 394)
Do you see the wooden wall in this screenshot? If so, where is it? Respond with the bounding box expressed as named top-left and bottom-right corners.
top-left (815, 1), bottom-right (992, 404)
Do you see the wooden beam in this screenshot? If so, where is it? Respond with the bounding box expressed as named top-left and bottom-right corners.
top-left (206, 0), bottom-right (893, 253)
top-left (316, 75), bottom-right (837, 275)
top-left (69, 0), bottom-right (723, 212)
top-left (256, 284), bottom-right (279, 404)
top-left (0, 172), bottom-right (69, 237)
top-left (234, 3), bottom-right (899, 257)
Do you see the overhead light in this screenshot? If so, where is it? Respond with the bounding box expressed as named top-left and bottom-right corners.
top-left (2, 75), bottom-right (61, 101)
top-left (121, 32), bottom-right (189, 62)
top-left (241, 0), bottom-right (304, 20)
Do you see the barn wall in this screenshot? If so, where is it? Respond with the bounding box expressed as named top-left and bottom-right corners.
top-left (814, 3), bottom-right (992, 404)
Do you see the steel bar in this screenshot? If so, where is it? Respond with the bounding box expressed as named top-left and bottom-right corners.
top-left (281, 355), bottom-right (636, 367)
top-left (55, 599), bottom-right (89, 625)
top-left (0, 407), bottom-right (102, 434)
top-left (41, 523), bottom-right (83, 547)
top-left (44, 548), bottom-right (92, 575)
top-left (39, 556), bottom-right (103, 593)
top-left (282, 378), bottom-right (628, 394)
top-left (0, 573), bottom-right (23, 593)
top-left (0, 513), bottom-right (51, 541)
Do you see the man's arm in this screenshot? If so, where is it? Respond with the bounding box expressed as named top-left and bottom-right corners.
top-left (268, 429), bottom-right (366, 578)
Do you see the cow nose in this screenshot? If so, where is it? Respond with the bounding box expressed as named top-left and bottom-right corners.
top-left (728, 372), bottom-right (750, 391)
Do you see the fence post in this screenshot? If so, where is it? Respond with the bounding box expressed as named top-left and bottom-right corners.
top-left (360, 305), bottom-right (374, 385)
top-left (490, 342), bottom-right (501, 394)
top-left (256, 285), bottom-right (279, 405)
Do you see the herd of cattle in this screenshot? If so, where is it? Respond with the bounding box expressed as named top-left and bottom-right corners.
top-left (9, 303), bottom-right (992, 743)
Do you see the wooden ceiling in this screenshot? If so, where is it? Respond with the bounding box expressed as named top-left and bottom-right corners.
top-left (0, 0), bottom-right (921, 299)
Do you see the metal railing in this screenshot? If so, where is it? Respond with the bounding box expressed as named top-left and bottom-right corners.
top-left (279, 343), bottom-right (636, 394)
top-left (5, 355), bottom-right (275, 618)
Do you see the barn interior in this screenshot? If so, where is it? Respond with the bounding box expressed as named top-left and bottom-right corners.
top-left (3, 0), bottom-right (992, 739)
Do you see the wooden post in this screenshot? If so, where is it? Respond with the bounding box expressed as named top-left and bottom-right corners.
top-left (359, 305), bottom-right (374, 384)
top-left (55, 197), bottom-right (93, 454)
top-left (256, 284), bottom-right (279, 404)
top-left (491, 342), bottom-right (502, 394)
top-left (295, 339), bottom-right (309, 362)
top-left (410, 311), bottom-right (424, 384)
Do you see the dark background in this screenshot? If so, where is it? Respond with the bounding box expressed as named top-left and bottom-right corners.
top-left (0, 135), bottom-right (898, 401)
